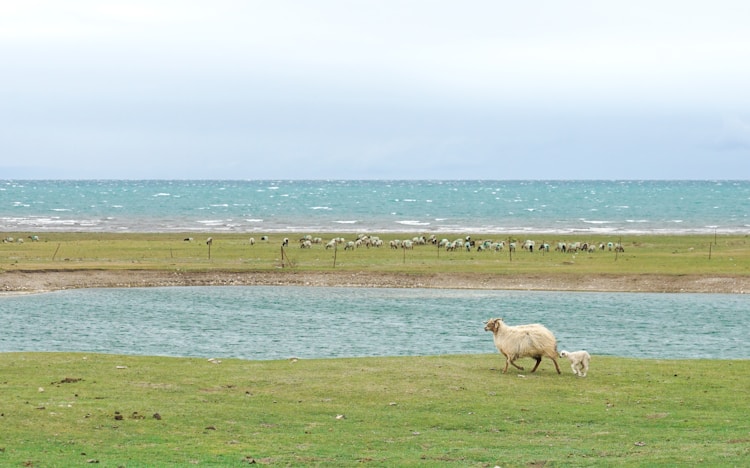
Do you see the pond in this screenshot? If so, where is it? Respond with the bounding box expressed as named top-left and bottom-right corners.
top-left (1, 287), bottom-right (747, 360)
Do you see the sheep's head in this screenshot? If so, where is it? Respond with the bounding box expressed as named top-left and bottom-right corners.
top-left (484, 318), bottom-right (503, 332)
top-left (560, 350), bottom-right (569, 358)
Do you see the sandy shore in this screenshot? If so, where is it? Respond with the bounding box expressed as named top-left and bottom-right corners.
top-left (2, 269), bottom-right (748, 295)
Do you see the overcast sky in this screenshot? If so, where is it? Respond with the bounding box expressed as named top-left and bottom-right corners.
top-left (2, 1), bottom-right (749, 180)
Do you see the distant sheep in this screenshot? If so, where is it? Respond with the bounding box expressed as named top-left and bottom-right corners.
top-left (484, 318), bottom-right (561, 374)
top-left (560, 350), bottom-right (590, 377)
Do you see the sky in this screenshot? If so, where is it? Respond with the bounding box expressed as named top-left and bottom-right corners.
top-left (2, 1), bottom-right (750, 180)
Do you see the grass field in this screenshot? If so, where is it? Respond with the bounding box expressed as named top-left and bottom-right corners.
top-left (2, 232), bottom-right (749, 277)
top-left (2, 232), bottom-right (749, 466)
top-left (1, 353), bottom-right (748, 466)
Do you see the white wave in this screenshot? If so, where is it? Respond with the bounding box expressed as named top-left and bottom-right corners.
top-left (334, 220), bottom-right (358, 224)
top-left (579, 219), bottom-right (613, 224)
top-left (310, 206), bottom-right (332, 210)
top-left (396, 220), bottom-right (431, 226)
top-left (245, 218), bottom-right (263, 223)
top-left (152, 193), bottom-right (170, 197)
top-left (51, 208), bottom-right (71, 212)
top-left (626, 219), bottom-right (648, 223)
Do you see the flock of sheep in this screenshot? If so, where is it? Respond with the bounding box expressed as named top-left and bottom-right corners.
top-left (254, 233), bottom-right (625, 255)
top-left (484, 318), bottom-right (591, 377)
top-left (2, 235), bottom-right (40, 244)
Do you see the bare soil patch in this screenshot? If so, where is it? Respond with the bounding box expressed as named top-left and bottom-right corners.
top-left (2, 270), bottom-right (748, 295)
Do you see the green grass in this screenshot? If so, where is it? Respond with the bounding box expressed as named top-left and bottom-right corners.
top-left (2, 232), bottom-right (749, 277)
top-left (0, 353), bottom-right (748, 466)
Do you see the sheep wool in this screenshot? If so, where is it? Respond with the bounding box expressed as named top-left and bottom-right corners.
top-left (484, 318), bottom-right (561, 374)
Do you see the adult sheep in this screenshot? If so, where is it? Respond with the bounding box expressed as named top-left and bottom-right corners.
top-left (484, 318), bottom-right (561, 374)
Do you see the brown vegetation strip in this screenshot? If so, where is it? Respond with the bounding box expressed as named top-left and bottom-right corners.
top-left (2, 270), bottom-right (749, 294)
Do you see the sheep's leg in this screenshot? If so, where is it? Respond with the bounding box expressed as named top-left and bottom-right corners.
top-left (571, 363), bottom-right (578, 375)
top-left (530, 357), bottom-right (542, 372)
top-left (508, 359), bottom-right (524, 371)
top-left (552, 357), bottom-right (561, 374)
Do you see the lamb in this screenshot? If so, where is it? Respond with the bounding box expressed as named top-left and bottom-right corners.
top-left (560, 350), bottom-right (591, 377)
top-left (484, 318), bottom-right (561, 374)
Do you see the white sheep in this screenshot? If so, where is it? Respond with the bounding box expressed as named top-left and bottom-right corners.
top-left (560, 350), bottom-right (590, 377)
top-left (484, 318), bottom-right (561, 374)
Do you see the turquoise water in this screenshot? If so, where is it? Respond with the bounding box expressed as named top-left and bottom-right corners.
top-left (1, 286), bottom-right (747, 360)
top-left (2, 179), bottom-right (749, 234)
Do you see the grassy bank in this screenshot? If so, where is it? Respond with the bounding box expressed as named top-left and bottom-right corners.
top-left (1, 353), bottom-right (748, 466)
top-left (2, 232), bottom-right (749, 277)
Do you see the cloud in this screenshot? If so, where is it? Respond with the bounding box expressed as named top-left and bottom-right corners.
top-left (2, 1), bottom-right (750, 179)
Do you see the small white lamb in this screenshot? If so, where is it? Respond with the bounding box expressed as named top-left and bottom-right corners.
top-left (560, 350), bottom-right (591, 377)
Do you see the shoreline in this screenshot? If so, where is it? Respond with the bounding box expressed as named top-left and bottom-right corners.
top-left (2, 270), bottom-right (748, 295)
